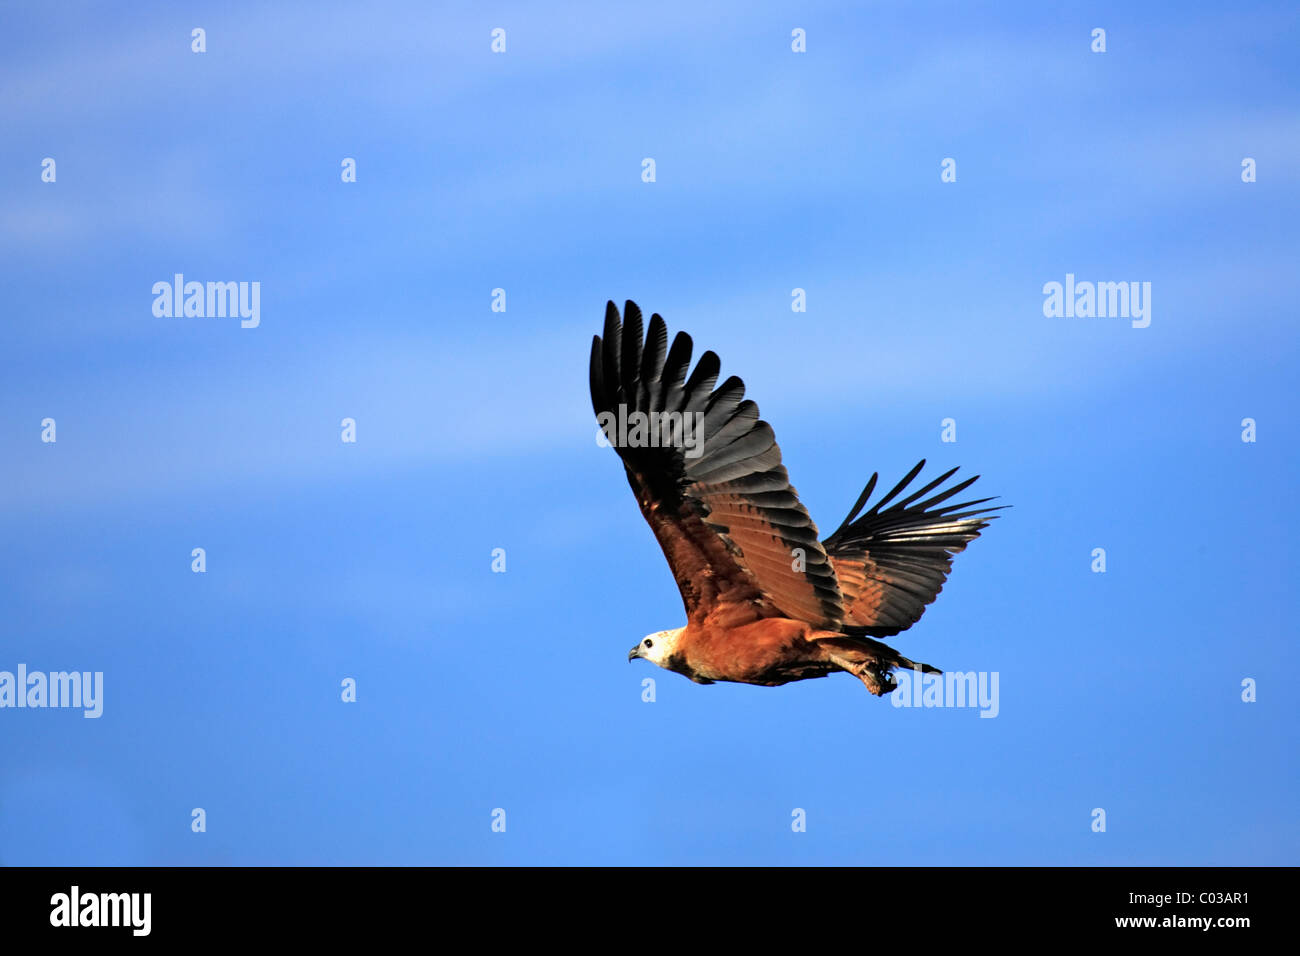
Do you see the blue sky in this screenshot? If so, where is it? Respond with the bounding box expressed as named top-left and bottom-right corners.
top-left (1, 1), bottom-right (1296, 864)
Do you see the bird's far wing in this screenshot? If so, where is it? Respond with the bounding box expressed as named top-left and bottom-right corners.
top-left (590, 300), bottom-right (844, 627)
top-left (821, 460), bottom-right (1004, 637)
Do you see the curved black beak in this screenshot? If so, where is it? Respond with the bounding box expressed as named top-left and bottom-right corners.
top-left (628, 645), bottom-right (641, 662)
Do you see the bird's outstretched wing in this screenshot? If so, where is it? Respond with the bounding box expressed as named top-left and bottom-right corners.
top-left (822, 460), bottom-right (1004, 637)
top-left (590, 300), bottom-right (844, 627)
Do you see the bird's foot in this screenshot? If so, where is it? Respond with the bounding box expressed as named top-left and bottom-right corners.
top-left (829, 654), bottom-right (896, 696)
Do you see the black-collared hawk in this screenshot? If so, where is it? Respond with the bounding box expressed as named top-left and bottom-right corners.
top-left (590, 300), bottom-right (1004, 695)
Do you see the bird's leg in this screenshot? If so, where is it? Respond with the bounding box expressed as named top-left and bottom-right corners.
top-left (825, 650), bottom-right (895, 696)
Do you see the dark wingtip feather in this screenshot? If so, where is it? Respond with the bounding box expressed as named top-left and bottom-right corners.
top-left (895, 465), bottom-right (961, 510)
top-left (642, 314), bottom-right (668, 379)
top-left (601, 302), bottom-right (623, 406)
top-left (831, 472), bottom-right (879, 538)
top-left (683, 349), bottom-right (721, 399)
top-left (620, 302), bottom-right (644, 395)
top-left (870, 459), bottom-right (927, 514)
top-left (589, 334), bottom-right (603, 389)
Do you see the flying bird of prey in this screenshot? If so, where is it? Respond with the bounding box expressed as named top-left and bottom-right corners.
top-left (590, 300), bottom-right (1004, 696)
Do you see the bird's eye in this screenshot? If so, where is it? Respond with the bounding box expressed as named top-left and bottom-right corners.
top-left (644, 639), bottom-right (653, 648)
